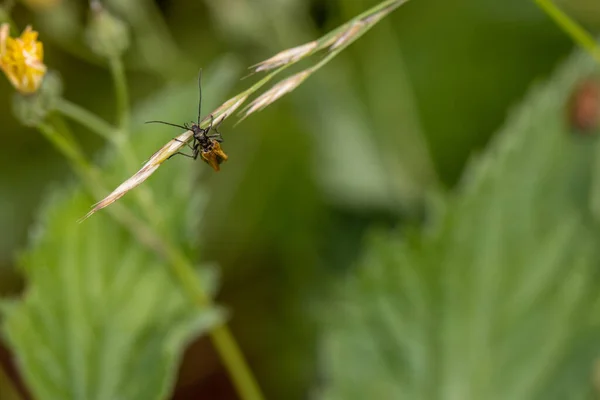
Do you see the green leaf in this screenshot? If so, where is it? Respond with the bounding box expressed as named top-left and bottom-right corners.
top-left (1, 57), bottom-right (242, 400)
top-left (319, 50), bottom-right (600, 400)
top-left (3, 190), bottom-right (223, 400)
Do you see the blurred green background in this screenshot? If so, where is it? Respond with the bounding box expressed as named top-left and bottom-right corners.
top-left (1, 0), bottom-right (600, 399)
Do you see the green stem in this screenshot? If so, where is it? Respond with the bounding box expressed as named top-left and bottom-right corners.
top-left (211, 326), bottom-right (264, 400)
top-left (117, 0), bottom-right (195, 78)
top-left (107, 57), bottom-right (163, 227)
top-left (534, 0), bottom-right (600, 65)
top-left (55, 97), bottom-right (161, 226)
top-left (109, 58), bottom-right (130, 130)
top-left (162, 250), bottom-right (265, 400)
top-left (37, 122), bottom-right (187, 259)
top-left (0, 21), bottom-right (17, 36)
top-left (38, 123), bottom-right (92, 169)
top-left (55, 98), bottom-right (116, 141)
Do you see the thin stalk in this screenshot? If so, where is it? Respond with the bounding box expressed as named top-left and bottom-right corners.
top-left (211, 326), bottom-right (264, 400)
top-left (109, 58), bottom-right (130, 129)
top-left (37, 122), bottom-right (147, 233)
top-left (116, 0), bottom-right (195, 78)
top-left (37, 122), bottom-right (189, 261)
top-left (38, 122), bottom-right (92, 169)
top-left (55, 98), bottom-right (116, 141)
top-left (107, 57), bottom-right (162, 228)
top-left (0, 3), bottom-right (18, 34)
top-left (534, 0), bottom-right (600, 65)
top-left (163, 250), bottom-right (265, 400)
top-left (56, 97), bottom-right (161, 226)
top-left (349, 0), bottom-right (407, 24)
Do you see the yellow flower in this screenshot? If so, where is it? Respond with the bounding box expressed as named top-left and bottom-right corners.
top-left (0, 24), bottom-right (46, 94)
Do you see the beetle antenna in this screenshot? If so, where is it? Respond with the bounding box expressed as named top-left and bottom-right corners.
top-left (145, 121), bottom-right (189, 130)
top-left (197, 68), bottom-right (203, 127)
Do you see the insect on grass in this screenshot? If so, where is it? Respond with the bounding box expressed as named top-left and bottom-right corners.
top-left (145, 69), bottom-right (229, 171)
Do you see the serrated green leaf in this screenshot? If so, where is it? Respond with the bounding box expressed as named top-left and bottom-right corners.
top-left (1, 57), bottom-right (242, 400)
top-left (319, 50), bottom-right (600, 400)
top-left (3, 189), bottom-right (224, 400)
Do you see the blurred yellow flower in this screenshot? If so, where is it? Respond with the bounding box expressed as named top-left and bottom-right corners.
top-left (0, 24), bottom-right (46, 94)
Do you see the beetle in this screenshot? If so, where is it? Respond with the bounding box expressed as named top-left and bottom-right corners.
top-left (145, 69), bottom-right (229, 171)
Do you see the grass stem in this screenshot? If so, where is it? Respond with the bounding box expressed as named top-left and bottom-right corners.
top-left (534, 0), bottom-right (600, 65)
top-left (109, 58), bottom-right (131, 130)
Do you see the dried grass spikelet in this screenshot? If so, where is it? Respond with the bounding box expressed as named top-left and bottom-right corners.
top-left (79, 129), bottom-right (193, 221)
top-left (251, 41), bottom-right (318, 72)
top-left (241, 70), bottom-right (310, 118)
top-left (80, 93), bottom-right (248, 221)
top-left (328, 4), bottom-right (395, 51)
top-left (207, 94), bottom-right (248, 126)
top-left (82, 0), bottom-right (413, 220)
top-left (362, 1), bottom-right (400, 24)
top-left (248, 1), bottom-right (409, 74)
top-left (329, 21), bottom-right (366, 51)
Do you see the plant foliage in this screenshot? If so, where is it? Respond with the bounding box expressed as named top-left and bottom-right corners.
top-left (1, 59), bottom-right (241, 400)
top-left (318, 50), bottom-right (600, 400)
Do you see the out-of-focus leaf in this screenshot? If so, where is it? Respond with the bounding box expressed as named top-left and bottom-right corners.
top-left (1, 57), bottom-right (242, 400)
top-left (3, 190), bottom-right (223, 400)
top-left (199, 106), bottom-right (322, 399)
top-left (318, 50), bottom-right (600, 399)
top-left (358, 20), bottom-right (436, 200)
top-left (393, 0), bottom-right (573, 185)
top-left (311, 77), bottom-right (403, 211)
top-left (336, 0), bottom-right (437, 208)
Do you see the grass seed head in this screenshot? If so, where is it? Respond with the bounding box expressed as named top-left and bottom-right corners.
top-left (251, 41), bottom-right (318, 72)
top-left (242, 70), bottom-right (311, 118)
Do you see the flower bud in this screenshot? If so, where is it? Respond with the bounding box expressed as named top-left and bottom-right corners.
top-left (85, 1), bottom-right (130, 59)
top-left (12, 70), bottom-right (63, 127)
